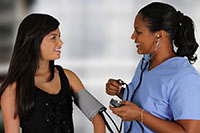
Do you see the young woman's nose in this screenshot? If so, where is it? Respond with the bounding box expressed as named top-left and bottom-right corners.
top-left (58, 38), bottom-right (63, 46)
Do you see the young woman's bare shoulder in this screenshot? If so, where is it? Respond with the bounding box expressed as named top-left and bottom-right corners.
top-left (63, 69), bottom-right (80, 82)
top-left (1, 82), bottom-right (20, 132)
top-left (63, 69), bottom-right (84, 93)
top-left (1, 82), bottom-right (17, 99)
top-left (1, 82), bottom-right (17, 104)
top-left (63, 69), bottom-right (75, 76)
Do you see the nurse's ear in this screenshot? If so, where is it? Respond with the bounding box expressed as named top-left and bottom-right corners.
top-left (154, 30), bottom-right (169, 43)
top-left (154, 33), bottom-right (161, 46)
top-left (156, 30), bottom-right (169, 39)
top-left (157, 35), bottom-right (160, 44)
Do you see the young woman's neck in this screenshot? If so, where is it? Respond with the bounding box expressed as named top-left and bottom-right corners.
top-left (35, 60), bottom-right (52, 84)
top-left (36, 60), bottom-right (50, 75)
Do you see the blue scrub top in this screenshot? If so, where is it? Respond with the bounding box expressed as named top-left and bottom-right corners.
top-left (123, 55), bottom-right (200, 133)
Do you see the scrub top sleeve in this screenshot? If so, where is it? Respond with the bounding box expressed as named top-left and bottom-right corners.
top-left (170, 73), bottom-right (200, 120)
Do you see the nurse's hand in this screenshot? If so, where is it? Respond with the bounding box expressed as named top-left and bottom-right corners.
top-left (105, 79), bottom-right (122, 96)
top-left (109, 101), bottom-right (142, 121)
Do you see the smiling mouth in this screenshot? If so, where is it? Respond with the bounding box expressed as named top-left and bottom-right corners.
top-left (135, 43), bottom-right (141, 48)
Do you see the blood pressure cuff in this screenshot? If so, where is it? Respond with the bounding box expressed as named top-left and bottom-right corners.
top-left (74, 88), bottom-right (106, 121)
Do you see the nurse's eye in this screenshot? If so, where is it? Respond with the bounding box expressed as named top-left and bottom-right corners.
top-left (136, 30), bottom-right (142, 35)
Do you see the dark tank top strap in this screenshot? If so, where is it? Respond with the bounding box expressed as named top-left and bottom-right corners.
top-left (55, 65), bottom-right (73, 95)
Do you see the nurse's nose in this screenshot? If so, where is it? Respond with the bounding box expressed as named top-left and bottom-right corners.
top-left (131, 31), bottom-right (136, 40)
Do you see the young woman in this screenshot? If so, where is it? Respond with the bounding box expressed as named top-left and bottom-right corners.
top-left (0, 13), bottom-right (105, 133)
top-left (105, 2), bottom-right (200, 133)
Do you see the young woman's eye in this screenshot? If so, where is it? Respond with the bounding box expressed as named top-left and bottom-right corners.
top-left (51, 36), bottom-right (56, 40)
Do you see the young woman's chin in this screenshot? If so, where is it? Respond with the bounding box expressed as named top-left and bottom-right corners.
top-left (50, 55), bottom-right (61, 60)
top-left (54, 53), bottom-right (61, 59)
top-left (54, 56), bottom-right (61, 60)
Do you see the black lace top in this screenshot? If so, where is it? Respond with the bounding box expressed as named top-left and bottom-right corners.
top-left (21, 65), bottom-right (74, 133)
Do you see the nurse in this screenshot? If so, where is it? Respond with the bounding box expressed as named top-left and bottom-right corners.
top-left (105, 2), bottom-right (200, 133)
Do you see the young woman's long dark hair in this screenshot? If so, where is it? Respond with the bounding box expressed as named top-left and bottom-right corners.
top-left (138, 2), bottom-right (199, 64)
top-left (0, 13), bottom-right (60, 120)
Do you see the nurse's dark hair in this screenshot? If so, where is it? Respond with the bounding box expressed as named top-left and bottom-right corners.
top-left (138, 2), bottom-right (198, 64)
top-left (0, 13), bottom-right (60, 120)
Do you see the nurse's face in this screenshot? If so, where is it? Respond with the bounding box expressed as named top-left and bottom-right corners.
top-left (131, 13), bottom-right (158, 54)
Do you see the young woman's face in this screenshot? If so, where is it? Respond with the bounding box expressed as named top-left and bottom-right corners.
top-left (131, 13), bottom-right (158, 54)
top-left (40, 28), bottom-right (63, 61)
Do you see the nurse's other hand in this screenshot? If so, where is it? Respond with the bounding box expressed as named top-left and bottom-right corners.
top-left (109, 101), bottom-right (142, 121)
top-left (105, 79), bottom-right (122, 96)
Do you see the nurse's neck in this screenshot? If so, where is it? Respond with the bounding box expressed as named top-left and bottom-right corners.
top-left (149, 40), bottom-right (176, 71)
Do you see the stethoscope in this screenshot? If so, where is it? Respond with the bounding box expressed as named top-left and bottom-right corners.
top-left (120, 35), bottom-right (160, 133)
top-left (101, 35), bottom-right (160, 133)
top-left (117, 55), bottom-right (148, 133)
top-left (100, 58), bottom-right (149, 133)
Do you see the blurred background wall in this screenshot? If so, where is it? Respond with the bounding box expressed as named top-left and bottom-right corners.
top-left (0, 0), bottom-right (200, 132)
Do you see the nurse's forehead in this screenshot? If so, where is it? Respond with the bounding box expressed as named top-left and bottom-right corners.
top-left (134, 15), bottom-right (147, 29)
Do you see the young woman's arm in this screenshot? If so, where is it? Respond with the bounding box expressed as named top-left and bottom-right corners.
top-left (92, 113), bottom-right (106, 133)
top-left (1, 82), bottom-right (20, 133)
top-left (64, 69), bottom-right (84, 94)
top-left (64, 69), bottom-right (106, 133)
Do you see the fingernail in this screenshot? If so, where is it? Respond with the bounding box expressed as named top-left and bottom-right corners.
top-left (117, 89), bottom-right (121, 94)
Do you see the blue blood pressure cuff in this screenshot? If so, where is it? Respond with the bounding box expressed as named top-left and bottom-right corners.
top-left (74, 89), bottom-right (106, 121)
